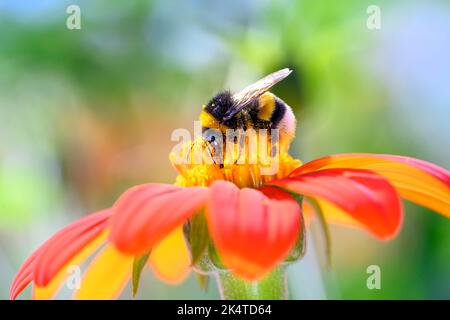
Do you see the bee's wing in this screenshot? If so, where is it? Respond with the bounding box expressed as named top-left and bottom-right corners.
top-left (224, 68), bottom-right (292, 120)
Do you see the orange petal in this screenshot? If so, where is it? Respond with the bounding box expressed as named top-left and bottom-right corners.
top-left (10, 209), bottom-right (112, 299)
top-left (269, 168), bottom-right (403, 240)
top-left (74, 243), bottom-right (133, 300)
top-left (110, 184), bottom-right (209, 255)
top-left (206, 181), bottom-right (301, 280)
top-left (10, 248), bottom-right (43, 300)
top-left (33, 231), bottom-right (107, 300)
top-left (149, 226), bottom-right (191, 284)
top-left (303, 198), bottom-right (364, 229)
top-left (34, 210), bottom-right (112, 286)
top-left (291, 153), bottom-right (450, 217)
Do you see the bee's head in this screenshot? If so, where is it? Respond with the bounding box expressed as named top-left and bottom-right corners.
top-left (204, 91), bottom-right (235, 123)
top-left (200, 91), bottom-right (236, 129)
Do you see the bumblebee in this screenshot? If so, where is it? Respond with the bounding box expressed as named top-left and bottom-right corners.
top-left (199, 68), bottom-right (296, 156)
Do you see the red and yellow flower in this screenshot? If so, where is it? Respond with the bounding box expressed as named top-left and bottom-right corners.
top-left (10, 131), bottom-right (450, 300)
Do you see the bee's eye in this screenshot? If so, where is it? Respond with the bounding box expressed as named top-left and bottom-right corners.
top-left (203, 130), bottom-right (215, 142)
top-left (203, 128), bottom-right (222, 144)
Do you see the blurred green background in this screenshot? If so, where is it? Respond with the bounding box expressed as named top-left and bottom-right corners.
top-left (0, 0), bottom-right (449, 299)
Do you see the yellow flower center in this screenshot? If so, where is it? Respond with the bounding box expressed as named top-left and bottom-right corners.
top-left (169, 137), bottom-right (301, 188)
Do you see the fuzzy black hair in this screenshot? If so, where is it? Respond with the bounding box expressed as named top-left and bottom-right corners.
top-left (203, 91), bottom-right (235, 124)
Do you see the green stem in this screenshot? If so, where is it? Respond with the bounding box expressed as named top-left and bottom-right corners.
top-left (216, 267), bottom-right (287, 300)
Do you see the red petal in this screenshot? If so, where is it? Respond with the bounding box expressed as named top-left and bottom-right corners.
top-left (290, 153), bottom-right (450, 217)
top-left (10, 209), bottom-right (111, 298)
top-left (10, 270), bottom-right (34, 300)
top-left (206, 181), bottom-right (301, 280)
top-left (269, 168), bottom-right (403, 240)
top-left (109, 184), bottom-right (209, 255)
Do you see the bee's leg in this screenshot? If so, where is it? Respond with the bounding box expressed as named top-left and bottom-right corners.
top-left (271, 143), bottom-right (278, 158)
top-left (233, 129), bottom-right (245, 165)
top-left (235, 139), bottom-right (243, 164)
top-left (205, 142), bottom-right (216, 164)
top-left (270, 128), bottom-right (280, 158)
top-left (185, 140), bottom-right (196, 164)
top-left (206, 140), bottom-right (224, 168)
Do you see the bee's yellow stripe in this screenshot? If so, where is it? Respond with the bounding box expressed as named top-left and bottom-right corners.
top-left (258, 92), bottom-right (276, 121)
top-left (199, 109), bottom-right (229, 130)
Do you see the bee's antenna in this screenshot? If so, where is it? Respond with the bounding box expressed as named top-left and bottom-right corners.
top-left (185, 140), bottom-right (221, 167)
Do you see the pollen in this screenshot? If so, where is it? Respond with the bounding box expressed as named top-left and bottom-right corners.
top-left (169, 138), bottom-right (301, 188)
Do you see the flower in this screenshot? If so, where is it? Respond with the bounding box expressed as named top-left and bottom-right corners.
top-left (9, 69), bottom-right (450, 299)
top-left (10, 134), bottom-right (450, 300)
